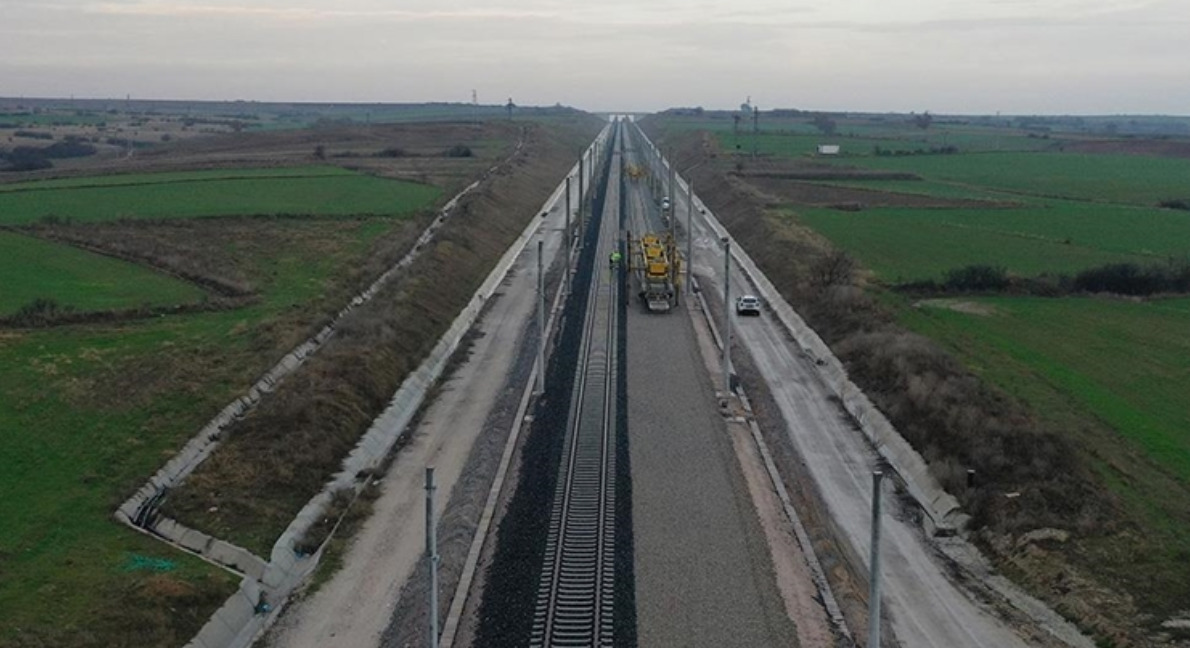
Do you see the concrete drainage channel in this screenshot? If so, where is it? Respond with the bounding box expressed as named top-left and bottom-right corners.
top-left (109, 128), bottom-right (613, 648)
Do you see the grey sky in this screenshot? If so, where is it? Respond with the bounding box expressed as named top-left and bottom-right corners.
top-left (2, 0), bottom-right (1188, 114)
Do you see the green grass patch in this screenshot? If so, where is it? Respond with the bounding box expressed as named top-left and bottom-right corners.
top-left (716, 130), bottom-right (1055, 158)
top-left (897, 293), bottom-right (1190, 617)
top-left (790, 201), bottom-right (1189, 281)
top-left (656, 115), bottom-right (1055, 154)
top-left (0, 166), bottom-right (355, 193)
top-left (0, 232), bottom-right (205, 315)
top-left (828, 151), bottom-right (1190, 205)
top-left (0, 111), bottom-right (108, 127)
top-left (814, 178), bottom-right (1022, 202)
top-left (903, 296), bottom-right (1190, 480)
top-left (0, 217), bottom-right (407, 646)
top-left (0, 167), bottom-right (441, 225)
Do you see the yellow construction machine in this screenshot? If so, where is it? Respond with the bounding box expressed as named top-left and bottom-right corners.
top-left (626, 231), bottom-right (681, 312)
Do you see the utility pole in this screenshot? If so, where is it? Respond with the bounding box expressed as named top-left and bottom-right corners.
top-left (425, 467), bottom-right (439, 648)
top-left (565, 176), bottom-right (572, 291)
top-left (686, 178), bottom-right (694, 296)
top-left (869, 471), bottom-right (885, 648)
top-left (722, 237), bottom-right (732, 393)
top-left (536, 240), bottom-right (545, 395)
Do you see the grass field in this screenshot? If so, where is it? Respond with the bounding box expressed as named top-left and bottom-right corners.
top-left (0, 166), bottom-right (441, 225)
top-left (828, 151), bottom-right (1190, 205)
top-left (651, 115), bottom-right (1057, 154)
top-left (905, 296), bottom-right (1190, 481)
top-left (0, 215), bottom-right (422, 647)
top-left (815, 178), bottom-right (1019, 202)
top-left (0, 231), bottom-right (205, 315)
top-left (899, 295), bottom-right (1190, 614)
top-left (716, 130), bottom-right (1057, 158)
top-left (792, 201), bottom-right (1190, 281)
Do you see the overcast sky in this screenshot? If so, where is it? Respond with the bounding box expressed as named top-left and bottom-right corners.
top-left (2, 0), bottom-right (1188, 114)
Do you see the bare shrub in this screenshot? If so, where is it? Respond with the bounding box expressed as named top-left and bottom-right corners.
top-left (811, 249), bottom-right (857, 290)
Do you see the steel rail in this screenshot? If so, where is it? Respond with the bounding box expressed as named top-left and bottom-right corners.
top-left (530, 122), bottom-right (622, 647)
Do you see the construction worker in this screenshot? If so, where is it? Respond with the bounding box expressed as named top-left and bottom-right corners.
top-left (609, 250), bottom-right (622, 268)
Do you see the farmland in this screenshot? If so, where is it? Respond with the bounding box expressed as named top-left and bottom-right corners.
top-left (793, 201), bottom-right (1188, 282)
top-left (0, 166), bottom-right (441, 225)
top-left (0, 231), bottom-right (204, 315)
top-left (657, 114), bottom-right (1059, 154)
top-left (900, 295), bottom-right (1190, 613)
top-left (826, 150), bottom-right (1190, 205)
top-left (0, 215), bottom-right (419, 647)
top-left (905, 296), bottom-right (1190, 482)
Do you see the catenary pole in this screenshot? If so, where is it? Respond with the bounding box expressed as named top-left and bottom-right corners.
top-left (869, 471), bottom-right (885, 648)
top-left (686, 179), bottom-right (694, 296)
top-left (425, 467), bottom-right (439, 648)
top-left (565, 176), bottom-right (572, 292)
top-left (722, 237), bottom-right (732, 392)
top-left (578, 156), bottom-right (585, 248)
top-left (536, 240), bottom-right (545, 395)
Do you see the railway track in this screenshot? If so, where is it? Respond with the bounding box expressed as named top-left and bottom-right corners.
top-left (529, 121), bottom-right (624, 647)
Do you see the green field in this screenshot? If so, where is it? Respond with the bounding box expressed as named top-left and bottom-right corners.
top-left (0, 217), bottom-right (407, 646)
top-left (0, 232), bottom-right (205, 315)
top-left (828, 151), bottom-right (1190, 205)
top-left (0, 111), bottom-right (108, 126)
top-left (816, 178), bottom-right (1020, 202)
top-left (792, 201), bottom-right (1190, 281)
top-left (649, 115), bottom-right (1057, 154)
top-left (903, 296), bottom-right (1190, 482)
top-left (0, 166), bottom-right (441, 224)
top-left (716, 130), bottom-right (1057, 158)
top-left (898, 294), bottom-right (1190, 613)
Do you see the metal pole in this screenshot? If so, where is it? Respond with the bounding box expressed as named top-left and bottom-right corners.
top-left (565, 176), bottom-right (572, 291)
top-left (578, 157), bottom-right (585, 247)
top-left (668, 151), bottom-right (675, 202)
top-left (722, 237), bottom-right (732, 393)
top-left (536, 240), bottom-right (545, 395)
top-left (686, 179), bottom-right (694, 296)
top-left (425, 467), bottom-right (439, 648)
top-left (868, 470), bottom-right (884, 648)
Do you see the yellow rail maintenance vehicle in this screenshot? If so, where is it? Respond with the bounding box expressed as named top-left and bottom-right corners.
top-left (626, 231), bottom-right (681, 313)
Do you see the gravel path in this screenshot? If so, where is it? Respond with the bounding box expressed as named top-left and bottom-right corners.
top-left (627, 301), bottom-right (798, 648)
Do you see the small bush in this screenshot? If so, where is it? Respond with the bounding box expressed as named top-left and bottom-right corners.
top-left (1158, 199), bottom-right (1190, 210)
top-left (376, 147), bottom-right (407, 158)
top-left (444, 144), bottom-right (473, 158)
top-left (1072, 261), bottom-right (1190, 295)
top-left (42, 138), bottom-right (97, 158)
top-left (944, 264), bottom-right (1010, 291)
top-left (0, 147), bottom-right (53, 172)
top-left (6, 298), bottom-right (74, 327)
top-left (14, 130), bottom-right (53, 140)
